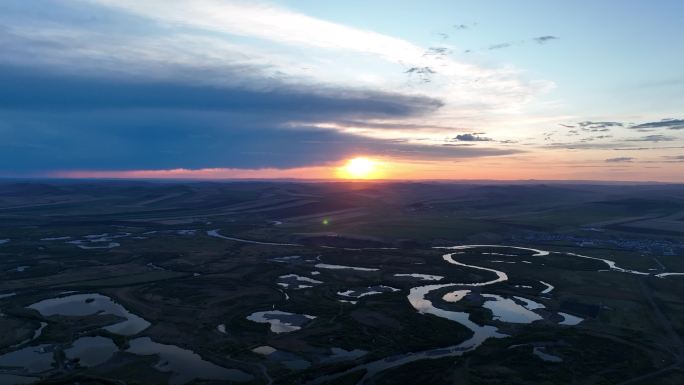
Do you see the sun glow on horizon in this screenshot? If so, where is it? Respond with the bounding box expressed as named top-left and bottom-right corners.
top-left (337, 157), bottom-right (381, 179)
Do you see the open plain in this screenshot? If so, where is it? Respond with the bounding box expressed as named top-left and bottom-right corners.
top-left (1, 181), bottom-right (684, 385)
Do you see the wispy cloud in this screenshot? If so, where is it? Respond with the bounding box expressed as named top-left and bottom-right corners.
top-left (452, 133), bottom-right (493, 142)
top-left (578, 121), bottom-right (623, 128)
top-left (550, 119), bottom-right (683, 151)
top-left (533, 35), bottom-right (559, 44)
top-left (488, 42), bottom-right (513, 50)
top-left (613, 146), bottom-right (684, 151)
top-left (423, 47), bottom-right (451, 58)
top-left (316, 121), bottom-right (468, 132)
top-left (404, 66), bottom-right (437, 83)
top-left (662, 155), bottom-right (684, 162)
top-left (76, 0), bottom-right (543, 96)
top-left (626, 135), bottom-right (677, 142)
top-left (605, 157), bottom-right (634, 163)
top-left (453, 23), bottom-right (471, 30)
top-left (630, 119), bottom-right (684, 130)
top-left (485, 36), bottom-right (559, 51)
top-left (578, 121), bottom-right (623, 130)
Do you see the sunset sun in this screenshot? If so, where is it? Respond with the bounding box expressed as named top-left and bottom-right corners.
top-left (339, 157), bottom-right (380, 179)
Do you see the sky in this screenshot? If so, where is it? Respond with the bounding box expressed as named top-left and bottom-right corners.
top-left (1, 0), bottom-right (683, 181)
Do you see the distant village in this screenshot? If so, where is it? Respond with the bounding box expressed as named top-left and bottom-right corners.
top-left (516, 230), bottom-right (684, 256)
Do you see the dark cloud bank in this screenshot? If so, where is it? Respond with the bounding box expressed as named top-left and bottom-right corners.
top-left (0, 65), bottom-right (516, 173)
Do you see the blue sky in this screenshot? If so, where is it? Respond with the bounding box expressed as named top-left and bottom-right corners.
top-left (288, 0), bottom-right (684, 115)
top-left (1, 0), bottom-right (682, 180)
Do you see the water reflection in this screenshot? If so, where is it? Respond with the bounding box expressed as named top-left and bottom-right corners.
top-left (126, 337), bottom-right (253, 385)
top-left (539, 280), bottom-right (554, 294)
top-left (394, 273), bottom-right (443, 281)
top-left (277, 274), bottom-right (322, 290)
top-left (246, 310), bottom-right (316, 333)
top-left (65, 336), bottom-right (117, 367)
top-left (321, 347), bottom-right (367, 363)
top-left (557, 312), bottom-right (583, 325)
top-left (442, 290), bottom-right (470, 303)
top-left (512, 296), bottom-right (545, 310)
top-left (533, 346), bottom-right (563, 362)
top-left (481, 294), bottom-right (542, 324)
top-left (28, 293), bottom-right (150, 336)
top-left (207, 229), bottom-right (299, 246)
top-left (337, 285), bottom-right (399, 299)
top-left (251, 346), bottom-right (311, 370)
top-left (11, 322), bottom-right (48, 348)
top-left (0, 344), bottom-right (54, 373)
top-left (314, 263), bottom-right (379, 272)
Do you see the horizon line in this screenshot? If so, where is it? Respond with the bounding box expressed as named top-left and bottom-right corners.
top-left (0, 176), bottom-right (680, 185)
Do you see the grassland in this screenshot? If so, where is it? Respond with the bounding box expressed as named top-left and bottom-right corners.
top-left (0, 181), bottom-right (683, 384)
